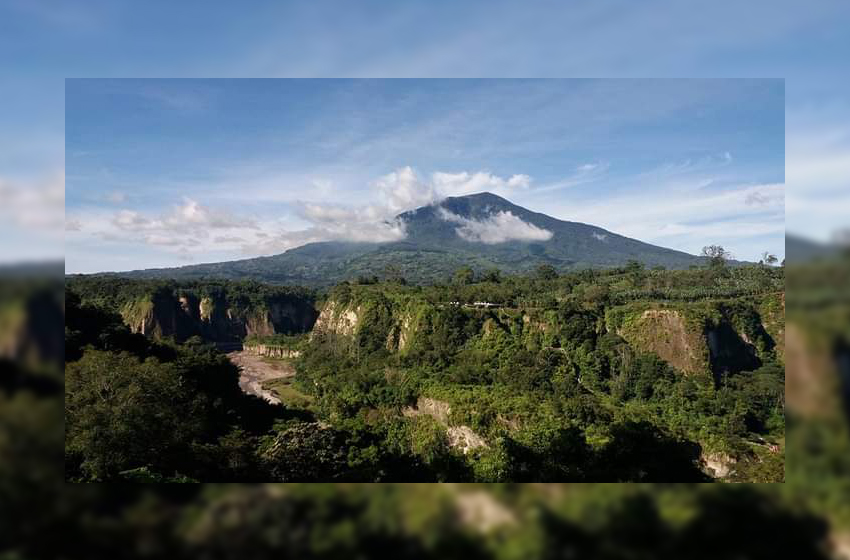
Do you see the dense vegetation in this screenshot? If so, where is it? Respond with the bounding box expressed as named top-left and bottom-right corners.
top-left (64, 275), bottom-right (316, 311)
top-left (292, 261), bottom-right (784, 482)
top-left (65, 258), bottom-right (784, 482)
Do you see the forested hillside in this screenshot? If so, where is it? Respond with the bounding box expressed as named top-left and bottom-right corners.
top-left (65, 259), bottom-right (784, 482)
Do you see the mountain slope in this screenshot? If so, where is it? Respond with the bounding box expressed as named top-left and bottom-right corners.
top-left (103, 192), bottom-right (706, 285)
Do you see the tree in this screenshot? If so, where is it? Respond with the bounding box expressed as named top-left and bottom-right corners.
top-left (356, 275), bottom-right (379, 285)
top-left (701, 245), bottom-right (731, 268)
top-left (382, 264), bottom-right (407, 285)
top-left (480, 268), bottom-right (502, 283)
top-left (760, 252), bottom-right (778, 266)
top-left (625, 260), bottom-right (646, 288)
top-left (536, 264), bottom-right (558, 281)
top-left (453, 267), bottom-right (475, 285)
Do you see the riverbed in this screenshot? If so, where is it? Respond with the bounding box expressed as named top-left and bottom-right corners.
top-left (228, 350), bottom-right (295, 405)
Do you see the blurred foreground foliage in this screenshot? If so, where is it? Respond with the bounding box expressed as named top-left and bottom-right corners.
top-left (1, 254), bottom-right (850, 556)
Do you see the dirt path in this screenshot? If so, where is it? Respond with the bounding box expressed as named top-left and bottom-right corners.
top-left (227, 350), bottom-right (295, 405)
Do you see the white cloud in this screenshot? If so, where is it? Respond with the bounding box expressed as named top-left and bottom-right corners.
top-left (165, 198), bottom-right (255, 230)
top-left (241, 219), bottom-right (406, 255)
top-left (545, 181), bottom-right (784, 259)
top-left (113, 209), bottom-right (154, 230)
top-left (785, 119), bottom-right (850, 240)
top-left (592, 232), bottom-right (608, 241)
top-left (237, 166), bottom-right (533, 256)
top-left (438, 208), bottom-right (553, 244)
top-left (0, 171), bottom-right (65, 234)
top-left (103, 198), bottom-right (259, 252)
top-left (375, 166), bottom-right (438, 213)
top-left (110, 198), bottom-right (257, 234)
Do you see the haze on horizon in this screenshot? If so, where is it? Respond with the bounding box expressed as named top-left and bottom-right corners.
top-left (65, 79), bottom-right (785, 274)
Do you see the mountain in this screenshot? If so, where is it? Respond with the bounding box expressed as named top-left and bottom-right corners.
top-left (102, 192), bottom-right (707, 285)
top-left (785, 233), bottom-right (840, 264)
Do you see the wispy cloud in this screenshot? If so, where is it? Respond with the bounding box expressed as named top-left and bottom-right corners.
top-left (546, 181), bottom-right (784, 258)
top-left (534, 161), bottom-right (609, 193)
top-left (76, 198), bottom-right (261, 256)
top-left (0, 171), bottom-right (65, 233)
top-left (438, 208), bottom-right (553, 244)
top-left (239, 166), bottom-right (532, 255)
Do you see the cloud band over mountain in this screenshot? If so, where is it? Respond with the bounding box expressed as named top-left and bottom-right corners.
top-left (437, 207), bottom-right (553, 244)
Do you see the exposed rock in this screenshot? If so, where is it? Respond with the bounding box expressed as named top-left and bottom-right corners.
top-left (831, 533), bottom-right (850, 560)
top-left (311, 301), bottom-right (361, 339)
top-left (403, 397), bottom-right (452, 424)
top-left (617, 306), bottom-right (765, 379)
top-left (447, 426), bottom-right (489, 454)
top-left (245, 344), bottom-right (301, 359)
top-left (619, 309), bottom-right (709, 375)
top-left (454, 490), bottom-right (516, 532)
top-left (403, 396), bottom-right (487, 454)
top-left (121, 291), bottom-right (317, 343)
top-left (398, 313), bottom-right (415, 352)
top-left (701, 451), bottom-right (736, 479)
top-left (785, 322), bottom-right (841, 419)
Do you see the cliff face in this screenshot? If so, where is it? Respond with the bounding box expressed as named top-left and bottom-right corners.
top-left (312, 296), bottom-right (424, 355)
top-left (0, 286), bottom-right (65, 369)
top-left (244, 344), bottom-right (301, 359)
top-left (617, 309), bottom-right (710, 376)
top-left (611, 297), bottom-right (778, 380)
top-left (311, 300), bottom-right (362, 338)
top-left (121, 291), bottom-right (318, 343)
top-left (312, 290), bottom-right (783, 384)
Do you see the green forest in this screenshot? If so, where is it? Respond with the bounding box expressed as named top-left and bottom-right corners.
top-left (65, 260), bottom-right (785, 482)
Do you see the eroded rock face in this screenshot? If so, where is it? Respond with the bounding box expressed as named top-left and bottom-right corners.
top-left (701, 451), bottom-right (736, 479)
top-left (786, 322), bottom-right (842, 419)
top-left (447, 426), bottom-right (488, 454)
top-left (245, 344), bottom-right (301, 359)
top-left (706, 323), bottom-right (762, 378)
top-left (312, 301), bottom-right (361, 338)
top-left (122, 292), bottom-right (317, 343)
top-left (619, 309), bottom-right (709, 375)
top-left (398, 313), bottom-right (416, 352)
top-left (617, 305), bottom-right (771, 380)
top-left (403, 396), bottom-right (488, 454)
top-left (453, 489), bottom-right (516, 533)
top-left (403, 397), bottom-right (452, 424)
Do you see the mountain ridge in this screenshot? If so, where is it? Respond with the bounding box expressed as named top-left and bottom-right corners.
top-left (84, 192), bottom-right (708, 285)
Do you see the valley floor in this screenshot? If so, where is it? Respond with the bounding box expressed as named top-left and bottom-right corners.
top-left (227, 350), bottom-right (294, 405)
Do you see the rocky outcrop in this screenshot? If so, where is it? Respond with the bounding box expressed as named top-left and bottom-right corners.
top-left (700, 451), bottom-right (736, 479)
top-left (614, 304), bottom-right (769, 380)
top-left (121, 291), bottom-right (318, 343)
top-left (311, 301), bottom-right (361, 338)
top-left (403, 396), bottom-right (488, 454)
top-left (453, 489), bottom-right (517, 533)
top-left (617, 309), bottom-right (710, 376)
top-left (244, 344), bottom-right (301, 359)
top-left (447, 426), bottom-right (489, 454)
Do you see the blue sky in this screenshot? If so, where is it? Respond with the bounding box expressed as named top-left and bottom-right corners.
top-left (2, 0), bottom-right (850, 269)
top-left (65, 79), bottom-right (784, 272)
